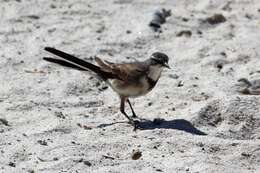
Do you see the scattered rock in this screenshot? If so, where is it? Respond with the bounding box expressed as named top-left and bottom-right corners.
top-left (0, 118), bottom-right (10, 126)
top-left (37, 140), bottom-right (48, 146)
top-left (131, 150), bottom-right (142, 160)
top-left (245, 13), bottom-right (252, 19)
top-left (204, 14), bottom-right (226, 25)
top-left (48, 28), bottom-right (56, 33)
top-left (25, 15), bottom-right (40, 20)
top-left (237, 78), bottom-right (260, 95)
top-left (54, 111), bottom-right (66, 119)
top-left (53, 157), bottom-right (59, 161)
top-left (197, 30), bottom-right (203, 35)
top-left (176, 30), bottom-right (192, 37)
top-left (241, 152), bottom-right (251, 158)
top-left (177, 81), bottom-right (184, 87)
top-left (8, 162), bottom-right (16, 167)
top-left (50, 4), bottom-right (56, 9)
top-left (102, 155), bottom-right (115, 160)
top-left (214, 59), bottom-right (229, 71)
top-left (24, 69), bottom-right (45, 74)
top-left (168, 74), bottom-right (179, 79)
top-left (231, 143), bottom-right (239, 146)
top-left (182, 17), bottom-right (189, 22)
top-left (96, 26), bottom-right (105, 33)
top-left (74, 158), bottom-right (84, 163)
top-left (220, 52), bottom-right (227, 57)
top-left (77, 123), bottom-right (93, 130)
top-left (156, 168), bottom-right (163, 172)
top-left (149, 8), bottom-right (171, 32)
top-left (83, 160), bottom-right (92, 166)
top-left (249, 70), bottom-right (260, 75)
top-left (98, 85), bottom-right (108, 91)
top-left (191, 92), bottom-right (210, 101)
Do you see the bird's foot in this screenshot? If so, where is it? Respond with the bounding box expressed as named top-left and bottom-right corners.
top-left (132, 113), bottom-right (138, 118)
top-left (128, 120), bottom-right (140, 131)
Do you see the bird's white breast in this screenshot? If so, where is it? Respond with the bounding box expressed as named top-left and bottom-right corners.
top-left (148, 65), bottom-right (163, 81)
top-left (107, 77), bottom-right (150, 97)
top-left (105, 65), bottom-right (163, 97)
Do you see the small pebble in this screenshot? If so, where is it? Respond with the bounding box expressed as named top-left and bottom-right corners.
top-left (8, 162), bottom-right (16, 167)
top-left (168, 74), bottom-right (179, 79)
top-left (241, 152), bottom-right (251, 157)
top-left (182, 18), bottom-right (189, 22)
top-left (156, 169), bottom-right (163, 172)
top-left (131, 150), bottom-right (142, 160)
top-left (53, 157), bottom-right (59, 161)
top-left (176, 30), bottom-right (192, 37)
top-left (177, 81), bottom-right (184, 87)
top-left (0, 118), bottom-right (9, 126)
top-left (83, 160), bottom-right (92, 166)
top-left (37, 140), bottom-right (48, 146)
top-left (204, 14), bottom-right (226, 25)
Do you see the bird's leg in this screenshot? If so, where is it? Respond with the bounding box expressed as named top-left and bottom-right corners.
top-left (120, 97), bottom-right (133, 122)
top-left (120, 97), bottom-right (138, 129)
top-left (127, 99), bottom-right (137, 118)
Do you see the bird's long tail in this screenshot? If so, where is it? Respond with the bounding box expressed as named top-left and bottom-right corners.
top-left (43, 47), bottom-right (120, 80)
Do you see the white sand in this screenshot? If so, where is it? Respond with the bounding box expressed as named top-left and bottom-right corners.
top-left (1, 0), bottom-right (260, 172)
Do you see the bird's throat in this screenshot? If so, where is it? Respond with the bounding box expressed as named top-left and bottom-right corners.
top-left (148, 65), bottom-right (163, 81)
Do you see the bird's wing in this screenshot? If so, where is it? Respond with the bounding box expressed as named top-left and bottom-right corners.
top-left (95, 57), bottom-right (148, 82)
top-left (95, 57), bottom-right (112, 72)
top-left (113, 63), bottom-right (148, 82)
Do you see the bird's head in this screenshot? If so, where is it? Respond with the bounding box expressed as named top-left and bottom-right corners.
top-left (150, 52), bottom-right (170, 69)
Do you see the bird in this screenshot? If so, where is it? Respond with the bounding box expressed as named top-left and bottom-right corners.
top-left (43, 47), bottom-right (170, 128)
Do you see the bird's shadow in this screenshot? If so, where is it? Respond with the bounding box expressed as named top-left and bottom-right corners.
top-left (98, 118), bottom-right (207, 136)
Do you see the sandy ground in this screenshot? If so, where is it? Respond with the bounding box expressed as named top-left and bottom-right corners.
top-left (1, 0), bottom-right (260, 172)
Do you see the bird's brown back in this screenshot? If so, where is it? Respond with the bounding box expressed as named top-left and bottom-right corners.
top-left (95, 57), bottom-right (149, 82)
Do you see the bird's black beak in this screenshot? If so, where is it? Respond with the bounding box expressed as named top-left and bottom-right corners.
top-left (163, 62), bottom-right (170, 69)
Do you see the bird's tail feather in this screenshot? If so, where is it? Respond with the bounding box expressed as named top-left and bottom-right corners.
top-left (44, 47), bottom-right (120, 80)
top-left (43, 57), bottom-right (87, 71)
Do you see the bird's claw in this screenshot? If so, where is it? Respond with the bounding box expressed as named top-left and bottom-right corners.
top-left (128, 120), bottom-right (140, 131)
top-left (132, 113), bottom-right (138, 118)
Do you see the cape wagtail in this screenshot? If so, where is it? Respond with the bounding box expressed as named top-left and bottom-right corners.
top-left (43, 47), bottom-right (170, 128)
